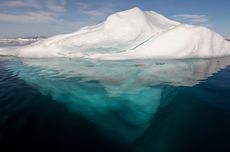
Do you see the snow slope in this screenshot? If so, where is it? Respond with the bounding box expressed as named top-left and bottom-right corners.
top-left (1, 7), bottom-right (230, 59)
top-left (0, 37), bottom-right (46, 48)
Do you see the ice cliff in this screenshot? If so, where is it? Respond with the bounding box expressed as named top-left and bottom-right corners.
top-left (1, 7), bottom-right (230, 59)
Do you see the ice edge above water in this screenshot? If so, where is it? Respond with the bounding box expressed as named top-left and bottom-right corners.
top-left (0, 7), bottom-right (230, 59)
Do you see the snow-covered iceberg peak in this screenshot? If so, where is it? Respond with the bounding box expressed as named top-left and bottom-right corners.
top-left (103, 7), bottom-right (179, 35)
top-left (0, 7), bottom-right (230, 59)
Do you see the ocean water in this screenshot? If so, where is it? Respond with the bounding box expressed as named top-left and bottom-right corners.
top-left (0, 56), bottom-right (230, 152)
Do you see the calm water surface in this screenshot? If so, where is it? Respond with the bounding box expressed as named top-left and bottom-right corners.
top-left (0, 56), bottom-right (230, 152)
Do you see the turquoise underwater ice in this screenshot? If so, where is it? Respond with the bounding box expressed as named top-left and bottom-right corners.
top-left (3, 57), bottom-right (230, 143)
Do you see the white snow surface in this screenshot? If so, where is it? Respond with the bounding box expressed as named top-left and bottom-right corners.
top-left (1, 7), bottom-right (230, 59)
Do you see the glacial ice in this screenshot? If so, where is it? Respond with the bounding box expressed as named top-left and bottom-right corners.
top-left (0, 7), bottom-right (230, 59)
top-left (1, 6), bottom-right (230, 145)
top-left (4, 57), bottom-right (230, 143)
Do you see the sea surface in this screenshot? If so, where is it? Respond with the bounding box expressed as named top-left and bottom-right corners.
top-left (0, 53), bottom-right (230, 152)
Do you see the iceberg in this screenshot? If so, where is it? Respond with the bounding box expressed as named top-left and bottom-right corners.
top-left (0, 7), bottom-right (230, 59)
top-left (0, 37), bottom-right (46, 47)
top-left (3, 56), bottom-right (230, 143)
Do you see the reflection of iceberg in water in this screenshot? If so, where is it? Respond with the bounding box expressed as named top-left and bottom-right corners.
top-left (3, 57), bottom-right (230, 143)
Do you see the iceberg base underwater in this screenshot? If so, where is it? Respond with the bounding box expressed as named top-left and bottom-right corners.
top-left (1, 56), bottom-right (230, 152)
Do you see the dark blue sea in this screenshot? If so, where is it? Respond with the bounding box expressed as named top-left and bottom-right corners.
top-left (0, 55), bottom-right (230, 152)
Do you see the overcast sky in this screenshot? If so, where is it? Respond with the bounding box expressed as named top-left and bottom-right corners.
top-left (0, 0), bottom-right (229, 37)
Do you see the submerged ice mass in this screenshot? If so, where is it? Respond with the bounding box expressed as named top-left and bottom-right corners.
top-left (0, 7), bottom-right (230, 59)
top-left (3, 57), bottom-right (230, 143)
